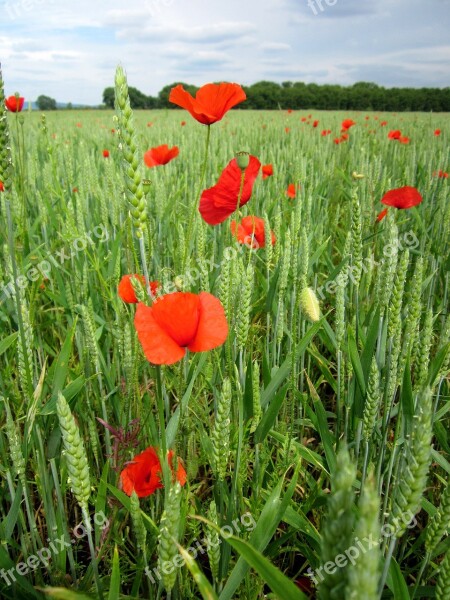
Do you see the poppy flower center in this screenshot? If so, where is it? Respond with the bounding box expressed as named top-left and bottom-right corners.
top-left (151, 292), bottom-right (201, 347)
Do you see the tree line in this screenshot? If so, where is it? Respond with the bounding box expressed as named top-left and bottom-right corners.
top-left (102, 81), bottom-right (450, 112)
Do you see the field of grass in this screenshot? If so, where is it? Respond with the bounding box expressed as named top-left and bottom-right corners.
top-left (0, 71), bottom-right (450, 600)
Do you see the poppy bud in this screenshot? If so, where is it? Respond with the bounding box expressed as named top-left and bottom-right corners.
top-left (235, 151), bottom-right (250, 170)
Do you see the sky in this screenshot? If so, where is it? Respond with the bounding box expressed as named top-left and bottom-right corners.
top-left (1, 0), bottom-right (449, 105)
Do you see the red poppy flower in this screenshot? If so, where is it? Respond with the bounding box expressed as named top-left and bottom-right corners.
top-left (399, 136), bottom-right (410, 144)
top-left (301, 117), bottom-right (307, 122)
top-left (231, 216), bottom-right (275, 249)
top-left (72, 187), bottom-right (78, 193)
top-left (287, 109), bottom-right (293, 114)
top-left (118, 275), bottom-right (159, 303)
top-left (381, 186), bottom-right (422, 210)
top-left (388, 130), bottom-right (401, 140)
top-left (286, 183), bottom-right (299, 198)
top-left (341, 118), bottom-right (356, 131)
top-left (313, 120), bottom-right (319, 128)
top-left (144, 144), bottom-right (179, 168)
top-left (380, 120), bottom-right (388, 126)
top-left (102, 149), bottom-right (110, 158)
top-left (76, 122), bottom-right (82, 128)
top-left (341, 133), bottom-right (349, 141)
top-left (120, 446), bottom-right (187, 498)
top-left (261, 164), bottom-right (273, 179)
top-left (5, 95), bottom-right (24, 112)
top-left (0, 180), bottom-right (4, 192)
top-left (147, 122), bottom-right (153, 127)
top-left (285, 127), bottom-right (290, 133)
top-left (434, 170), bottom-right (448, 178)
top-left (181, 121), bottom-right (186, 126)
top-left (321, 129), bottom-right (331, 136)
top-left (376, 207), bottom-right (389, 222)
top-left (434, 129), bottom-right (441, 136)
top-left (199, 155), bottom-right (261, 225)
top-left (134, 292), bottom-right (228, 365)
top-left (169, 82), bottom-right (246, 125)
top-left (334, 137), bottom-right (341, 145)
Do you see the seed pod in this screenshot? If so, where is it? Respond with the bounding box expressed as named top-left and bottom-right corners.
top-left (211, 378), bottom-right (232, 480)
top-left (157, 482), bottom-right (182, 592)
top-left (56, 392), bottom-right (91, 509)
top-left (389, 388), bottom-right (432, 537)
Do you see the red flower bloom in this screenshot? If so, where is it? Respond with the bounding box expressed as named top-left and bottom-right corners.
top-left (261, 164), bottom-right (273, 179)
top-left (120, 446), bottom-right (187, 498)
top-left (181, 121), bottom-right (186, 126)
top-left (381, 186), bottom-right (422, 210)
top-left (144, 144), bottom-right (179, 168)
top-left (313, 120), bottom-right (319, 128)
top-left (341, 118), bottom-right (356, 131)
top-left (147, 122), bottom-right (153, 127)
top-left (341, 133), bottom-right (349, 141)
top-left (230, 216), bottom-right (276, 249)
top-left (5, 95), bottom-right (24, 112)
top-left (388, 130), bottom-right (401, 140)
top-left (199, 155), bottom-right (261, 225)
top-left (380, 120), bottom-right (388, 126)
top-left (301, 117), bottom-right (307, 122)
top-left (399, 136), bottom-right (410, 144)
top-left (434, 129), bottom-right (441, 136)
top-left (0, 180), bottom-right (4, 192)
top-left (376, 207), bottom-right (389, 222)
top-left (102, 149), bottom-right (110, 158)
top-left (287, 109), bottom-right (293, 114)
top-left (286, 183), bottom-right (299, 198)
top-left (76, 122), bottom-right (82, 128)
top-left (285, 127), bottom-right (290, 133)
top-left (169, 82), bottom-right (246, 125)
top-left (321, 129), bottom-right (331, 136)
top-left (334, 137), bottom-right (341, 144)
top-left (434, 170), bottom-right (448, 178)
top-left (134, 292), bottom-right (228, 365)
top-left (118, 275), bottom-right (159, 303)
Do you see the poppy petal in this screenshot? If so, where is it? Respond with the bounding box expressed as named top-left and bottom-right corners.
top-left (188, 292), bottom-right (228, 352)
top-left (151, 292), bottom-right (200, 347)
top-left (135, 302), bottom-right (186, 365)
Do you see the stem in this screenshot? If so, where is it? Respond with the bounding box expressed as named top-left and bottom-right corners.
top-left (82, 505), bottom-right (104, 600)
top-left (410, 552), bottom-right (430, 600)
top-left (378, 535), bottom-right (397, 598)
top-left (183, 124), bottom-right (211, 269)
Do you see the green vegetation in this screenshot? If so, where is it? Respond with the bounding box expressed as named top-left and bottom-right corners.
top-left (0, 67), bottom-right (449, 600)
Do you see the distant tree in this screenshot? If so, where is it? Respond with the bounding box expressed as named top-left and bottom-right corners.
top-left (37, 95), bottom-right (57, 111)
top-left (103, 87), bottom-right (115, 109)
top-left (158, 82), bottom-right (198, 108)
top-left (66, 102), bottom-right (73, 110)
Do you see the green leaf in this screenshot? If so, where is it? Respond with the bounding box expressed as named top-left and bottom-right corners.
top-left (108, 545), bottom-right (120, 600)
top-left (261, 319), bottom-right (323, 409)
top-left (0, 332), bottom-right (18, 356)
top-left (348, 329), bottom-right (365, 411)
top-left (220, 468), bottom-right (299, 600)
top-left (254, 384), bottom-right (288, 443)
top-left (177, 545), bottom-right (219, 600)
top-left (385, 556), bottom-right (410, 599)
top-left (222, 536), bottom-right (307, 600)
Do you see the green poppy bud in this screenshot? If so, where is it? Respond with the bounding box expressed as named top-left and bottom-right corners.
top-left (236, 151), bottom-right (250, 170)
